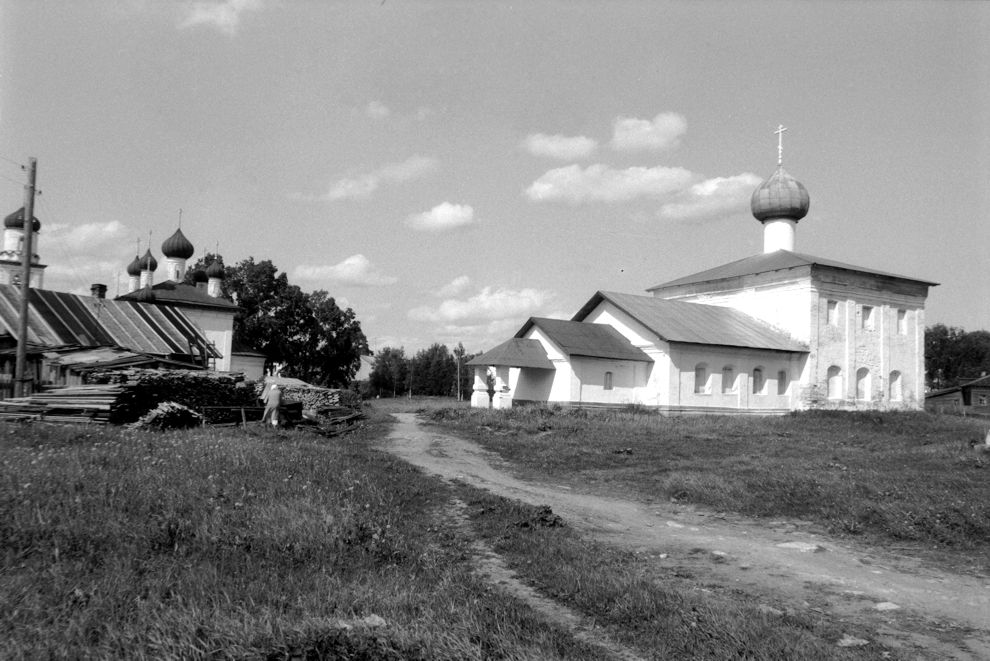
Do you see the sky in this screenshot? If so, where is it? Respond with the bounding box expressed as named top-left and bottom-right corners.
top-left (1, 1), bottom-right (987, 355)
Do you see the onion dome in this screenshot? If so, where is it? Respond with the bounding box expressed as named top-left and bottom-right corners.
top-left (4, 207), bottom-right (41, 232)
top-left (191, 268), bottom-right (208, 283)
top-left (751, 166), bottom-right (810, 222)
top-left (161, 227), bottom-right (195, 259)
top-left (139, 249), bottom-right (158, 272)
top-left (134, 286), bottom-right (156, 303)
top-left (126, 255), bottom-right (143, 277)
top-left (206, 260), bottom-right (225, 279)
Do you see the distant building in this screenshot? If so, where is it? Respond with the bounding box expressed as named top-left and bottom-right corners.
top-left (470, 151), bottom-right (936, 413)
top-left (925, 374), bottom-right (990, 416)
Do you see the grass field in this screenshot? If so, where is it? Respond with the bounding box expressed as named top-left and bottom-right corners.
top-left (0, 415), bottom-right (608, 660)
top-left (2, 402), bottom-right (981, 659)
top-left (425, 405), bottom-right (990, 574)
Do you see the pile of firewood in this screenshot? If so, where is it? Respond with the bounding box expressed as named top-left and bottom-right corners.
top-left (85, 369), bottom-right (258, 424)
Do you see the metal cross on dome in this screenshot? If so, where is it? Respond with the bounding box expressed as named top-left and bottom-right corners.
top-left (775, 124), bottom-right (787, 166)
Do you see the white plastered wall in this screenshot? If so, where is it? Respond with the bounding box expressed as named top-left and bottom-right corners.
top-left (180, 307), bottom-right (235, 372)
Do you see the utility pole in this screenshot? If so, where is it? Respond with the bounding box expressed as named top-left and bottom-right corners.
top-left (14, 157), bottom-right (37, 398)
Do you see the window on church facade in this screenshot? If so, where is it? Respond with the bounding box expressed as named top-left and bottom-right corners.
top-left (856, 368), bottom-right (871, 400)
top-left (694, 364), bottom-right (710, 394)
top-left (722, 366), bottom-right (735, 393)
top-left (752, 368), bottom-right (765, 395)
top-left (604, 371), bottom-right (613, 390)
top-left (827, 366), bottom-right (843, 399)
top-left (861, 305), bottom-right (875, 330)
top-left (777, 370), bottom-right (788, 395)
top-left (826, 300), bottom-right (839, 326)
top-left (889, 371), bottom-right (902, 401)
top-left (897, 309), bottom-right (907, 335)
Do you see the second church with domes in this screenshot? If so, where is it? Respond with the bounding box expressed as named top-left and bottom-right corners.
top-left (468, 150), bottom-right (935, 413)
top-left (116, 227), bottom-right (264, 377)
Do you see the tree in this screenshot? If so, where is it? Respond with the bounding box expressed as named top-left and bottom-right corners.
top-left (925, 324), bottom-right (990, 390)
top-left (185, 255), bottom-right (369, 386)
top-left (409, 343), bottom-right (456, 396)
top-left (369, 347), bottom-right (408, 397)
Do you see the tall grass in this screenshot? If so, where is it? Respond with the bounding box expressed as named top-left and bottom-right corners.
top-left (427, 407), bottom-right (990, 572)
top-left (0, 419), bottom-right (603, 659)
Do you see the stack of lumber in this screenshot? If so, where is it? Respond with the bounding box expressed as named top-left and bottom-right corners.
top-left (0, 384), bottom-right (126, 424)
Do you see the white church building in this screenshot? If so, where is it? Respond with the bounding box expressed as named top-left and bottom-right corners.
top-left (469, 153), bottom-right (935, 414)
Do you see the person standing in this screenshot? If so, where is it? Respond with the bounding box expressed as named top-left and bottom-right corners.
top-left (262, 383), bottom-right (282, 427)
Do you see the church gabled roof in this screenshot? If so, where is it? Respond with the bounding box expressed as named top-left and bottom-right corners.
top-left (467, 338), bottom-right (554, 369)
top-left (516, 317), bottom-right (653, 362)
top-left (574, 291), bottom-right (808, 353)
top-left (648, 250), bottom-right (938, 292)
top-left (116, 280), bottom-right (237, 311)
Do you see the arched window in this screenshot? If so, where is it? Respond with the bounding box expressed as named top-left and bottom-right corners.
top-left (827, 366), bottom-right (842, 399)
top-left (889, 371), bottom-right (902, 401)
top-left (721, 366), bottom-right (735, 393)
top-left (777, 370), bottom-right (788, 395)
top-left (856, 368), bottom-right (871, 400)
top-left (694, 363), bottom-right (710, 394)
top-left (752, 368), bottom-right (765, 395)
top-left (604, 371), bottom-right (613, 390)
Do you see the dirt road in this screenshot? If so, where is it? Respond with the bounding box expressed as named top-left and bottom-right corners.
top-left (385, 412), bottom-right (990, 660)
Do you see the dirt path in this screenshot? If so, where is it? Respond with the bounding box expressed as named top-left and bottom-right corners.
top-left (385, 413), bottom-right (990, 660)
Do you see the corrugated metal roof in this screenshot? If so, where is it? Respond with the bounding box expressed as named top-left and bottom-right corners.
top-left (467, 338), bottom-right (554, 368)
top-left (516, 317), bottom-right (653, 362)
top-left (649, 250), bottom-right (938, 291)
top-left (573, 291), bottom-right (808, 353)
top-left (0, 285), bottom-right (220, 358)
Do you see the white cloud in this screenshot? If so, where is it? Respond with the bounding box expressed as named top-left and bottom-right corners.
top-left (292, 254), bottom-right (397, 287)
top-left (323, 155), bottom-right (438, 201)
top-left (178, 0), bottom-right (263, 35)
top-left (434, 275), bottom-right (471, 297)
top-left (658, 173), bottom-right (762, 221)
top-left (525, 163), bottom-right (694, 204)
top-left (405, 202), bottom-right (475, 232)
top-left (46, 220), bottom-right (130, 253)
top-left (366, 101), bottom-right (390, 119)
top-left (522, 133), bottom-right (598, 160)
top-left (610, 112), bottom-right (687, 153)
top-left (408, 286), bottom-right (551, 323)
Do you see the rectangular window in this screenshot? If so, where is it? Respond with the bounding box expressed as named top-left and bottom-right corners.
top-left (897, 309), bottom-right (907, 335)
top-left (826, 300), bottom-right (839, 326)
top-left (862, 305), bottom-right (875, 330)
top-left (722, 367), bottom-right (735, 394)
top-left (604, 371), bottom-right (613, 390)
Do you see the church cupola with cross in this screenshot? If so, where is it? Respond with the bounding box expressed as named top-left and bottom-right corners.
top-left (161, 227), bottom-right (195, 282)
top-left (0, 206), bottom-right (46, 287)
top-left (750, 125), bottom-right (810, 253)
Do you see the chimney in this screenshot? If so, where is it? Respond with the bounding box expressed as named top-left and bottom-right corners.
top-left (90, 283), bottom-right (107, 299)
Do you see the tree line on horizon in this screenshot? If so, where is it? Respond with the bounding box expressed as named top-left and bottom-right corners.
top-left (368, 343), bottom-right (481, 400)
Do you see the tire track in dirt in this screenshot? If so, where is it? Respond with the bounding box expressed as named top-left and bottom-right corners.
top-left (385, 413), bottom-right (990, 659)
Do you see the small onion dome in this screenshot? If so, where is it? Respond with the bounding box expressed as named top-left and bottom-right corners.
top-left (126, 255), bottom-right (143, 277)
top-left (134, 286), bottom-right (156, 303)
top-left (4, 207), bottom-right (41, 232)
top-left (161, 227), bottom-right (195, 259)
top-left (139, 249), bottom-right (158, 272)
top-left (751, 166), bottom-right (810, 222)
top-left (206, 261), bottom-right (225, 279)
top-left (191, 268), bottom-right (208, 283)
